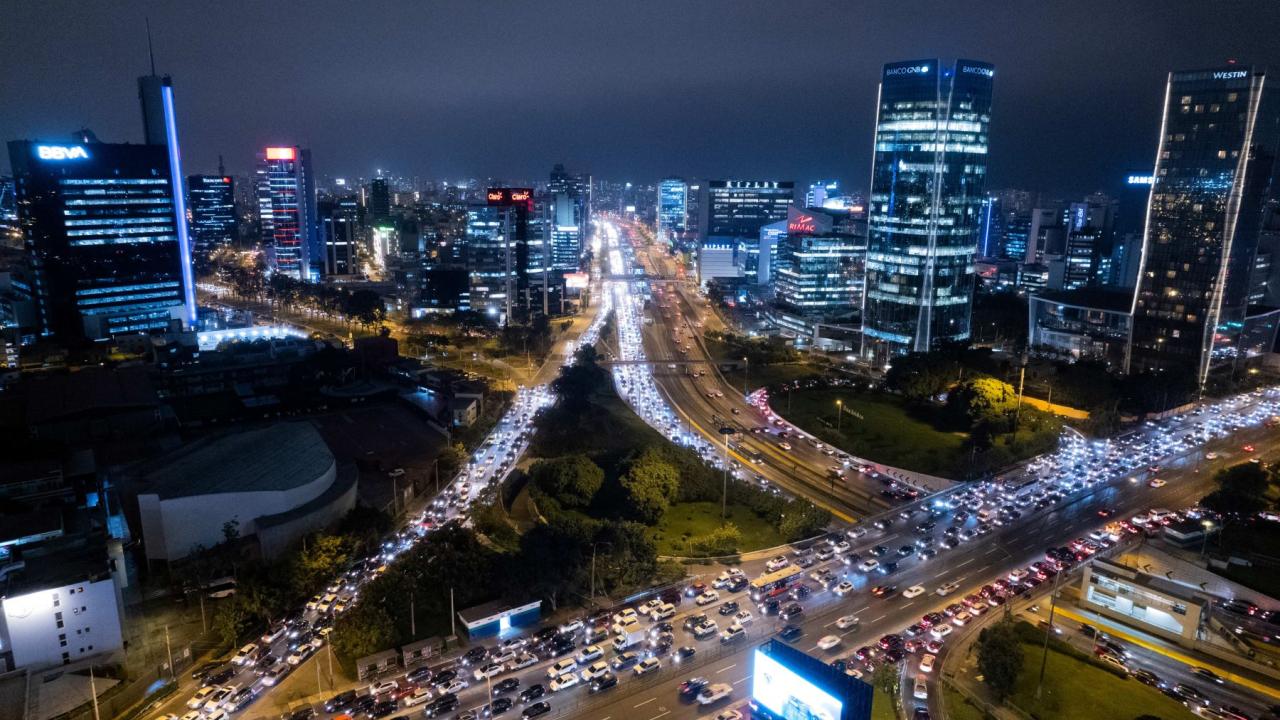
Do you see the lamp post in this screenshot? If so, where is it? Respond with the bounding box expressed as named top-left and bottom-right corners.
top-left (836, 399), bottom-right (844, 432)
top-left (743, 357), bottom-right (749, 398)
top-left (1200, 520), bottom-right (1214, 558)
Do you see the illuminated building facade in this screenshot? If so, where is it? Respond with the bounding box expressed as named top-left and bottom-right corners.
top-left (862, 59), bottom-right (995, 355)
top-left (257, 146), bottom-right (320, 281)
top-left (705, 180), bottom-right (794, 241)
top-left (8, 139), bottom-right (192, 340)
top-left (548, 164), bottom-right (590, 271)
top-left (657, 177), bottom-right (687, 245)
top-left (1129, 65), bottom-right (1279, 383)
top-left (320, 197), bottom-right (360, 276)
top-left (188, 173), bottom-right (237, 256)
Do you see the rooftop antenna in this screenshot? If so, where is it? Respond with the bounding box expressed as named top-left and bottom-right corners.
top-left (145, 17), bottom-right (156, 75)
top-left (218, 154), bottom-right (226, 176)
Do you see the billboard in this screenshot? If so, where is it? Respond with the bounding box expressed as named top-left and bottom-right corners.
top-left (750, 640), bottom-right (872, 720)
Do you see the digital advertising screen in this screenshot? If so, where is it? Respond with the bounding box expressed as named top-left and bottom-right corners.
top-left (752, 647), bottom-right (845, 720)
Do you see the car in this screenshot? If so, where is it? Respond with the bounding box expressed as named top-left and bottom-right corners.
top-left (520, 701), bottom-right (551, 720)
top-left (366, 700), bottom-right (398, 719)
top-left (1191, 667), bottom-right (1225, 685)
top-left (205, 710), bottom-right (227, 720)
top-left (676, 645), bottom-right (698, 662)
top-left (187, 688), bottom-right (217, 710)
top-left (1133, 669), bottom-right (1161, 687)
top-left (231, 643), bottom-right (258, 665)
top-left (696, 590), bottom-right (720, 606)
top-left (903, 585), bottom-right (925, 599)
top-left (693, 620), bottom-right (719, 639)
top-left (518, 684), bottom-right (546, 704)
top-left (720, 625), bottom-right (746, 643)
top-left (836, 614), bottom-right (860, 630)
top-left (789, 584), bottom-right (812, 601)
top-left (589, 672), bottom-right (618, 693)
top-left (936, 581), bottom-right (960, 596)
top-left (919, 654), bottom-right (936, 672)
top-left (424, 694), bottom-right (459, 718)
top-left (816, 635), bottom-right (841, 651)
top-left (548, 673), bottom-right (580, 692)
top-left (482, 697), bottom-right (514, 717)
top-left (779, 625), bottom-right (803, 642)
top-left (715, 710), bottom-right (744, 720)
top-left (1175, 684), bottom-right (1211, 706)
top-left (952, 611), bottom-right (973, 626)
top-left (436, 679), bottom-right (467, 696)
top-left (403, 687), bottom-right (433, 707)
top-left (679, 677), bottom-right (710, 699)
top-left (577, 645), bottom-right (603, 663)
top-left (696, 683), bottom-right (733, 705)
top-left (370, 681), bottom-right (398, 697)
top-left (834, 580), bottom-right (855, 597)
top-left (913, 674), bottom-right (928, 700)
top-left (473, 663), bottom-right (504, 681)
top-left (508, 652), bottom-right (539, 670)
top-left (431, 668), bottom-right (459, 687)
top-left (765, 556), bottom-right (790, 572)
top-left (633, 658), bottom-right (661, 676)
top-left (733, 609), bottom-right (754, 626)
top-left (1149, 478), bottom-right (1167, 488)
top-left (579, 660), bottom-right (610, 682)
top-left (930, 623), bottom-right (952, 639)
top-left (494, 677), bottom-right (521, 695)
top-left (718, 600), bottom-right (740, 616)
top-left (871, 585), bottom-right (897, 597)
top-left (462, 645), bottom-right (490, 666)
top-left (547, 658), bottom-right (578, 678)
top-left (204, 686), bottom-right (237, 712)
top-left (780, 603), bottom-right (803, 620)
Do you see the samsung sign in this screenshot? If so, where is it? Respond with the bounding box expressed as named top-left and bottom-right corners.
top-left (36, 145), bottom-right (89, 161)
top-left (1126, 174), bottom-right (1155, 186)
top-left (886, 65), bottom-right (930, 77)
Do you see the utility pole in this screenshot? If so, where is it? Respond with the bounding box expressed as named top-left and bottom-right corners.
top-left (89, 665), bottom-right (100, 720)
top-left (199, 593), bottom-right (207, 634)
top-left (165, 625), bottom-right (175, 681)
top-left (837, 399), bottom-right (844, 432)
top-left (434, 458), bottom-right (440, 495)
top-left (1036, 569), bottom-right (1063, 699)
top-left (1015, 354), bottom-right (1028, 427)
top-left (743, 357), bottom-right (749, 398)
top-left (449, 587), bottom-right (456, 638)
top-left (410, 591), bottom-right (416, 637)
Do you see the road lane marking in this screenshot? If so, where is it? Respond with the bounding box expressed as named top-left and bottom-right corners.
top-left (985, 546), bottom-right (1000, 554)
top-left (635, 698), bottom-right (656, 708)
top-left (871, 614), bottom-right (886, 623)
top-left (716, 664), bottom-right (737, 674)
top-left (957, 558), bottom-right (975, 567)
top-left (647, 712), bottom-right (670, 720)
top-left (733, 676), bottom-right (749, 685)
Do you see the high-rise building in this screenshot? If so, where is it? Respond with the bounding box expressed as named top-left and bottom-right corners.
top-left (188, 170), bottom-right (237, 257)
top-left (1129, 65), bottom-right (1280, 384)
top-left (8, 138), bottom-right (192, 340)
top-left (465, 203), bottom-right (514, 319)
top-left (806, 180), bottom-right (840, 210)
top-left (657, 178), bottom-right (688, 245)
top-left (683, 180), bottom-right (704, 250)
top-left (862, 59), bottom-right (995, 355)
top-left (257, 146), bottom-right (320, 281)
top-left (705, 180), bottom-right (794, 241)
top-left (772, 207), bottom-right (866, 331)
top-left (369, 178), bottom-right (391, 225)
top-left (320, 197), bottom-right (360, 276)
top-left (548, 164), bottom-right (590, 271)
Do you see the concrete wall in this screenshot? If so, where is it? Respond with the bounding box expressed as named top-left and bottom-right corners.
top-left (256, 476), bottom-right (358, 560)
top-left (1, 576), bottom-right (123, 671)
top-left (140, 460), bottom-right (336, 561)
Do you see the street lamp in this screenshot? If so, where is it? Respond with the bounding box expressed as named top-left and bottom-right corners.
top-left (836, 399), bottom-right (843, 432)
top-left (1200, 520), bottom-right (1214, 558)
top-left (743, 356), bottom-right (749, 398)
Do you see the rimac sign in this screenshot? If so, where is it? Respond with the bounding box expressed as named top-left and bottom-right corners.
top-left (36, 145), bottom-right (89, 161)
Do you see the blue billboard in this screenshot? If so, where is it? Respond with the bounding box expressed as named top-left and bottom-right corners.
top-left (749, 640), bottom-right (873, 720)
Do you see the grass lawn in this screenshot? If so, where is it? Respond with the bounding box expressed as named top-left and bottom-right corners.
top-left (722, 363), bottom-right (825, 393)
top-left (787, 389), bottom-right (967, 476)
top-left (871, 688), bottom-right (898, 720)
top-left (648, 501), bottom-right (786, 556)
top-left (1008, 642), bottom-right (1196, 720)
top-left (943, 685), bottom-right (988, 720)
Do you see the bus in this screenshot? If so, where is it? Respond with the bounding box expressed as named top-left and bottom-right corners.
top-left (749, 565), bottom-right (803, 601)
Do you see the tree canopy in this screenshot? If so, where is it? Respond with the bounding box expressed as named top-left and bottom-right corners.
top-left (976, 619), bottom-right (1024, 702)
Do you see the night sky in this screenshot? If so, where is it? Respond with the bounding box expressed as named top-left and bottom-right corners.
top-left (3, 1), bottom-right (1277, 196)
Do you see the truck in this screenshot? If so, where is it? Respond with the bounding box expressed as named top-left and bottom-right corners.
top-left (611, 620), bottom-right (645, 652)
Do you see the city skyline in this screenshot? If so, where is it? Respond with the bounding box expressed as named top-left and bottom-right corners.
top-left (3, 2), bottom-right (1278, 195)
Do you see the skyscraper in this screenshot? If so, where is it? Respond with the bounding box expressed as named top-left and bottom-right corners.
top-left (862, 59), bottom-right (994, 355)
top-left (548, 164), bottom-right (590, 271)
top-left (1129, 65), bottom-right (1279, 384)
top-left (8, 138), bottom-right (191, 340)
top-left (657, 177), bottom-right (688, 246)
top-left (320, 197), bottom-right (360, 276)
top-left (369, 178), bottom-right (391, 226)
top-left (257, 146), bottom-right (320, 281)
top-left (705, 180), bottom-right (794, 240)
top-left (188, 170), bottom-right (237, 257)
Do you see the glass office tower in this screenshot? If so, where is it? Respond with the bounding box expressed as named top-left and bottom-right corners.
top-left (8, 139), bottom-right (191, 340)
top-left (705, 180), bottom-right (794, 239)
top-left (862, 59), bottom-right (995, 356)
top-left (189, 174), bottom-right (237, 257)
top-left (465, 203), bottom-right (514, 320)
top-left (1129, 65), bottom-right (1279, 385)
top-left (657, 177), bottom-right (688, 245)
top-left (257, 146), bottom-right (319, 281)
top-left (548, 164), bottom-right (590, 271)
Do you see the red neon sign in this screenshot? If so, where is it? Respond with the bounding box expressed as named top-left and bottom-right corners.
top-left (487, 191), bottom-right (504, 202)
top-left (265, 147), bottom-right (295, 160)
top-left (510, 190), bottom-right (531, 202)
top-left (788, 216), bottom-right (817, 234)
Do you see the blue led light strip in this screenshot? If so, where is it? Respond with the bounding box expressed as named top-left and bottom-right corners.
top-left (162, 84), bottom-right (198, 326)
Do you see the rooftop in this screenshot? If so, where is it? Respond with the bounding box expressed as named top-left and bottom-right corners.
top-left (1031, 287), bottom-right (1133, 313)
top-left (136, 422), bottom-right (334, 499)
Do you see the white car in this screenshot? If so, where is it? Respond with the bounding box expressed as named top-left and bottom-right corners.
top-left (919, 654), bottom-right (936, 673)
top-left (713, 570), bottom-right (743, 589)
top-left (179, 712), bottom-right (201, 720)
top-left (1008, 569), bottom-right (1029, 583)
top-left (231, 643), bottom-right (257, 665)
top-left (931, 623), bottom-right (953, 639)
top-left (952, 611), bottom-right (973, 626)
top-left (187, 688), bottom-right (216, 710)
top-left (765, 556), bottom-right (789, 572)
top-left (913, 674), bottom-right (929, 700)
top-left (633, 657), bottom-right (661, 676)
top-left (403, 687), bottom-right (433, 707)
top-left (695, 590), bottom-right (720, 606)
top-left (697, 683), bottom-right (733, 705)
top-left (370, 681), bottom-right (398, 696)
top-left (733, 610), bottom-right (754, 626)
top-left (902, 585), bottom-right (925, 599)
top-left (715, 711), bottom-right (744, 720)
top-left (719, 625), bottom-right (746, 643)
top-left (859, 559), bottom-right (879, 573)
top-left (835, 615), bottom-right (859, 630)
top-left (509, 653), bottom-right (539, 670)
top-left (204, 686), bottom-right (236, 712)
top-left (816, 635), bottom-right (841, 651)
top-left (936, 581), bottom-right (960, 596)
top-left (579, 660), bottom-right (610, 682)
top-left (577, 645), bottom-right (604, 663)
top-left (437, 679), bottom-right (467, 696)
top-left (205, 710), bottom-right (227, 720)
top-left (548, 658), bottom-right (578, 678)
top-left (549, 673), bottom-right (580, 692)
top-left (472, 663), bottom-right (503, 682)
top-left (559, 619), bottom-right (585, 634)
top-left (285, 648), bottom-right (309, 665)
top-left (833, 581), bottom-right (855, 597)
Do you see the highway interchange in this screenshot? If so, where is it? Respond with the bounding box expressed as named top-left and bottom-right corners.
top-left (160, 217), bottom-right (1280, 720)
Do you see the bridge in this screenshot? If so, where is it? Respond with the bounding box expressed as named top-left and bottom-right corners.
top-left (599, 359), bottom-right (714, 366)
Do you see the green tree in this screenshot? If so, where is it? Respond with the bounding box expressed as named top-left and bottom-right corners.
top-left (884, 352), bottom-right (959, 402)
top-left (871, 661), bottom-right (899, 697)
top-left (290, 534), bottom-right (351, 599)
top-left (437, 442), bottom-right (468, 481)
top-left (777, 500), bottom-right (832, 541)
top-left (332, 601), bottom-right (396, 665)
top-left (976, 619), bottom-right (1024, 703)
top-left (689, 523), bottom-right (742, 556)
top-left (212, 596), bottom-right (258, 649)
top-left (619, 448), bottom-right (681, 523)
top-left (529, 454), bottom-right (605, 509)
top-left (947, 377), bottom-right (1018, 427)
